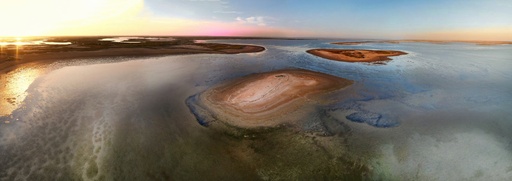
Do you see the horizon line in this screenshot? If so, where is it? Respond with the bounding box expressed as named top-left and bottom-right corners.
top-left (1, 35), bottom-right (511, 42)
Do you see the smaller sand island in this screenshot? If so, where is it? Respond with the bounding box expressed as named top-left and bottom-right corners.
top-left (307, 49), bottom-right (407, 64)
top-left (188, 69), bottom-right (353, 128)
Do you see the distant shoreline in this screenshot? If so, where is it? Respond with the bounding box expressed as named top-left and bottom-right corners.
top-left (332, 40), bottom-right (512, 46)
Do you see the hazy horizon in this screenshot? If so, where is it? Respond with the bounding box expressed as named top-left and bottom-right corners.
top-left (1, 0), bottom-right (511, 41)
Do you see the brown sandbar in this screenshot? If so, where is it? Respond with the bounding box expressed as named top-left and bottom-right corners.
top-left (200, 69), bottom-right (353, 128)
top-left (307, 49), bottom-right (407, 63)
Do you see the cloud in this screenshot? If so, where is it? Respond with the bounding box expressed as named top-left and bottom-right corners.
top-left (188, 0), bottom-right (228, 4)
top-left (188, 0), bottom-right (231, 9)
top-left (214, 11), bottom-right (242, 14)
top-left (188, 0), bottom-right (223, 1)
top-left (0, 0), bottom-right (313, 38)
top-left (49, 13), bottom-right (312, 38)
top-left (236, 16), bottom-right (267, 26)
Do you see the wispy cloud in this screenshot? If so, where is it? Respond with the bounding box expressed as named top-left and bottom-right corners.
top-left (236, 16), bottom-right (267, 26)
top-left (188, 0), bottom-right (223, 1)
top-left (214, 11), bottom-right (242, 14)
top-left (188, 0), bottom-right (229, 4)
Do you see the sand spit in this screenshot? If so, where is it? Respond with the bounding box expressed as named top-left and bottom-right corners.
top-left (332, 40), bottom-right (512, 46)
top-left (189, 69), bottom-right (353, 128)
top-left (0, 44), bottom-right (265, 74)
top-left (0, 37), bottom-right (264, 116)
top-left (0, 36), bottom-right (266, 74)
top-left (307, 49), bottom-right (407, 64)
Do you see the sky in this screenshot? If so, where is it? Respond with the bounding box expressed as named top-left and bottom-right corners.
top-left (0, 0), bottom-right (511, 40)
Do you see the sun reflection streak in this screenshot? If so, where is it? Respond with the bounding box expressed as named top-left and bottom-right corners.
top-left (15, 44), bottom-right (20, 60)
top-left (0, 39), bottom-right (5, 59)
top-left (0, 44), bottom-right (3, 58)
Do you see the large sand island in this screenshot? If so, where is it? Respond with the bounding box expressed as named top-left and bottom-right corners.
top-left (307, 49), bottom-right (407, 63)
top-left (189, 69), bottom-right (353, 128)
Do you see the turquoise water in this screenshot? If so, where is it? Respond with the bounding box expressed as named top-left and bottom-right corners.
top-left (1, 39), bottom-right (511, 180)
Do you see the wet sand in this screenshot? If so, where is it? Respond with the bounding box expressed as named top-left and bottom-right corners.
top-left (196, 69), bottom-right (353, 128)
top-left (307, 49), bottom-right (407, 63)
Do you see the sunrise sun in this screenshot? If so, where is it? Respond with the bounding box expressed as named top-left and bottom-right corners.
top-left (0, 0), bottom-right (143, 37)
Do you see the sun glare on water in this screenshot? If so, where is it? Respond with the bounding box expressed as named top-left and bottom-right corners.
top-left (0, 67), bottom-right (43, 116)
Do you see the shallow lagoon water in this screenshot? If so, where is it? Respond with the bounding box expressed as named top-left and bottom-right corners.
top-left (0, 39), bottom-right (511, 180)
